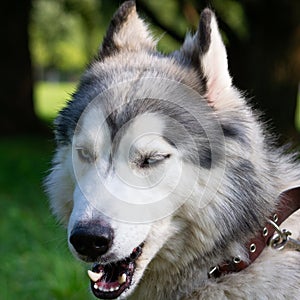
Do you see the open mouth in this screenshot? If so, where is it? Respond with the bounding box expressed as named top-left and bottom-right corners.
top-left (87, 243), bottom-right (144, 299)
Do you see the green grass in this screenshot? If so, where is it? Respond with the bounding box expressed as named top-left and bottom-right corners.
top-left (0, 137), bottom-right (93, 299)
top-left (34, 82), bottom-right (77, 121)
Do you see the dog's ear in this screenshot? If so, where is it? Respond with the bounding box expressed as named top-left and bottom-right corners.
top-left (180, 9), bottom-right (233, 107)
top-left (98, 1), bottom-right (156, 60)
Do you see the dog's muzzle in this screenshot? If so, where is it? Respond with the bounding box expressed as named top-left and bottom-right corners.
top-left (69, 221), bottom-right (144, 299)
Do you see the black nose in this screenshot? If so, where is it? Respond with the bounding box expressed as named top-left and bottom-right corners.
top-left (69, 222), bottom-right (114, 261)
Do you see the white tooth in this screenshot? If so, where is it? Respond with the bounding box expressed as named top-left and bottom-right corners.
top-left (118, 273), bottom-right (127, 284)
top-left (88, 270), bottom-right (102, 282)
top-left (94, 283), bottom-right (98, 290)
top-left (110, 287), bottom-right (114, 292)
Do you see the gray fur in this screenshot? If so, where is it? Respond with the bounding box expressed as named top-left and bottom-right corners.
top-left (46, 2), bottom-right (300, 299)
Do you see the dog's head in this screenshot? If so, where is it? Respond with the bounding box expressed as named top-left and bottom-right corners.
top-left (46, 2), bottom-right (262, 299)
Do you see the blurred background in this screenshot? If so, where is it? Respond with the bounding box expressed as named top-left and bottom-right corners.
top-left (0, 0), bottom-right (299, 299)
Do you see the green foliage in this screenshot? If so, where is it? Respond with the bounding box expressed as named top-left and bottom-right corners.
top-left (212, 0), bottom-right (249, 41)
top-left (29, 0), bottom-right (248, 71)
top-left (0, 137), bottom-right (93, 299)
top-left (30, 0), bottom-right (103, 73)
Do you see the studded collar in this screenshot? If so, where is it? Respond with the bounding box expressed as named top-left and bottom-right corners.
top-left (208, 186), bottom-right (300, 278)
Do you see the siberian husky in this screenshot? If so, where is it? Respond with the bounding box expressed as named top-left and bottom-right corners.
top-left (46, 1), bottom-right (300, 299)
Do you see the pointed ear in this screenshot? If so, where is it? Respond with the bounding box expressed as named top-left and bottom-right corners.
top-left (98, 1), bottom-right (156, 60)
top-left (180, 9), bottom-right (233, 107)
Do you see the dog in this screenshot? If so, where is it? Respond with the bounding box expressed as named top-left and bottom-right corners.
top-left (46, 1), bottom-right (300, 299)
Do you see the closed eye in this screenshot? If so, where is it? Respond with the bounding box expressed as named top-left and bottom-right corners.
top-left (139, 153), bottom-right (171, 168)
top-left (76, 148), bottom-right (94, 163)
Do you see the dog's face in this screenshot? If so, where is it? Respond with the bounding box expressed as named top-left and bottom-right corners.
top-left (46, 2), bottom-right (251, 299)
top-left (58, 79), bottom-right (218, 298)
top-left (68, 108), bottom-right (186, 298)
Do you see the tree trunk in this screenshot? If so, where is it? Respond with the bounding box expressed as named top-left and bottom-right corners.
top-left (0, 0), bottom-right (44, 135)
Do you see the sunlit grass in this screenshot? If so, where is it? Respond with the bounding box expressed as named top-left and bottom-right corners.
top-left (34, 81), bottom-right (77, 121)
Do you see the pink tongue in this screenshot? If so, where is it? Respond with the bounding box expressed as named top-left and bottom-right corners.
top-left (93, 272), bottom-right (127, 293)
top-left (95, 280), bottom-right (121, 291)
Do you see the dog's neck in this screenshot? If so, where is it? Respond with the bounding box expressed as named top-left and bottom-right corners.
top-left (130, 187), bottom-right (300, 299)
top-left (129, 255), bottom-right (210, 299)
top-left (208, 186), bottom-right (300, 278)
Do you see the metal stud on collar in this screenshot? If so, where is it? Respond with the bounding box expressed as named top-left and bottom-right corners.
top-left (208, 266), bottom-right (219, 278)
top-left (233, 256), bottom-right (241, 264)
top-left (249, 243), bottom-right (256, 253)
top-left (263, 227), bottom-right (268, 237)
top-left (273, 213), bottom-right (278, 223)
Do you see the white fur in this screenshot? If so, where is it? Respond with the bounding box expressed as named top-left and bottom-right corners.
top-left (113, 9), bottom-right (155, 52)
top-left (200, 14), bottom-right (232, 108)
